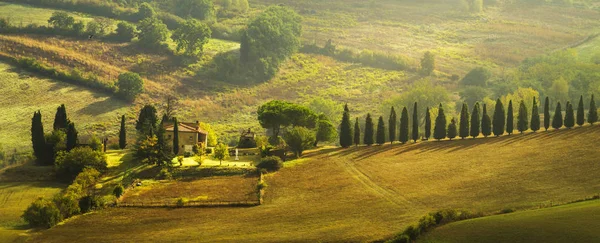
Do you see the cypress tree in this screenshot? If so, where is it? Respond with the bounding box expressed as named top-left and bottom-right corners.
top-left (481, 104), bottom-right (491, 137)
top-left (136, 105), bottom-right (158, 134)
top-left (589, 94), bottom-right (598, 125)
top-left (353, 118), bottom-right (361, 146)
top-left (576, 95), bottom-right (585, 127)
top-left (424, 107), bottom-right (431, 140)
top-left (31, 111), bottom-right (46, 163)
top-left (506, 100), bottom-right (514, 135)
top-left (552, 102), bottom-right (563, 129)
top-left (53, 104), bottom-right (69, 131)
top-left (433, 104), bottom-right (447, 141)
top-left (388, 107), bottom-right (397, 143)
top-left (376, 116), bottom-right (386, 145)
top-left (459, 103), bottom-right (469, 139)
top-left (340, 104), bottom-right (353, 148)
top-left (66, 122), bottom-right (78, 151)
top-left (364, 113), bottom-right (374, 146)
top-left (531, 97), bottom-right (540, 132)
top-left (544, 97), bottom-right (550, 131)
top-left (156, 119), bottom-right (172, 166)
top-left (399, 107), bottom-right (409, 144)
top-left (517, 101), bottom-right (528, 134)
top-left (173, 117), bottom-right (179, 155)
top-left (447, 118), bottom-right (457, 141)
top-left (492, 98), bottom-right (505, 137)
top-left (412, 102), bottom-right (419, 142)
top-left (564, 102), bottom-right (575, 129)
top-left (470, 102), bottom-right (480, 138)
top-left (119, 115), bottom-right (127, 149)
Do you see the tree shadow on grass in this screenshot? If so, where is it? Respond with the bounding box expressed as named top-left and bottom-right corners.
top-left (78, 96), bottom-right (126, 116)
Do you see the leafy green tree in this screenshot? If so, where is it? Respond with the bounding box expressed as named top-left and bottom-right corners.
top-left (399, 107), bottom-right (409, 144)
top-left (115, 22), bottom-right (137, 42)
top-left (45, 130), bottom-right (67, 166)
top-left (173, 117), bottom-right (179, 155)
top-left (552, 102), bottom-right (563, 129)
top-left (531, 97), bottom-right (540, 132)
top-left (470, 102), bottom-right (480, 138)
top-left (53, 104), bottom-right (69, 131)
top-left (364, 114), bottom-right (374, 146)
top-left (137, 2), bottom-right (156, 20)
top-left (460, 67), bottom-right (491, 87)
top-left (48, 12), bottom-right (74, 30)
top-left (175, 0), bottom-right (215, 20)
top-left (506, 100), bottom-right (514, 135)
top-left (544, 96), bottom-right (551, 131)
top-left (117, 72), bottom-right (144, 100)
top-left (22, 197), bottom-right (61, 228)
top-left (517, 101), bottom-right (529, 134)
top-left (433, 104), bottom-right (446, 141)
top-left (589, 94), bottom-right (598, 125)
top-left (447, 118), bottom-right (457, 140)
top-left (492, 98), bottom-right (505, 137)
top-left (65, 122), bottom-right (78, 152)
top-left (198, 122), bottom-right (218, 147)
top-left (459, 103), bottom-right (469, 139)
top-left (481, 104), bottom-right (492, 137)
top-left (86, 20), bottom-right (102, 36)
top-left (284, 127), bottom-right (315, 158)
top-left (425, 107), bottom-right (431, 140)
top-left (113, 184), bottom-right (124, 198)
top-left (172, 19), bottom-right (211, 57)
top-left (135, 105), bottom-right (158, 134)
top-left (420, 51), bottom-right (435, 76)
top-left (213, 143), bottom-right (229, 166)
top-left (376, 116), bottom-right (386, 145)
top-left (258, 100), bottom-right (317, 142)
top-left (340, 104), bottom-right (353, 148)
top-left (576, 95), bottom-right (585, 127)
top-left (119, 115), bottom-right (127, 149)
top-left (306, 97), bottom-right (342, 122)
top-left (459, 86), bottom-right (489, 109)
top-left (137, 17), bottom-right (170, 48)
top-left (564, 102), bottom-right (575, 129)
top-left (55, 147), bottom-right (107, 182)
top-left (315, 116), bottom-right (337, 146)
top-left (388, 107), bottom-right (397, 143)
top-left (53, 192), bottom-right (80, 220)
top-left (31, 111), bottom-right (47, 165)
top-left (353, 118), bottom-right (361, 146)
top-left (412, 102), bottom-right (419, 142)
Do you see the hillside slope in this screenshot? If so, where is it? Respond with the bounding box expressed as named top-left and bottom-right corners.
top-left (32, 126), bottom-right (600, 242)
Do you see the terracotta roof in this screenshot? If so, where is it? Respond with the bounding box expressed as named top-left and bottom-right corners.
top-left (164, 122), bottom-right (208, 134)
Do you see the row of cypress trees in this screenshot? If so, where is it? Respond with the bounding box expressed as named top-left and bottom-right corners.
top-left (31, 104), bottom-right (80, 165)
top-left (339, 95), bottom-right (598, 147)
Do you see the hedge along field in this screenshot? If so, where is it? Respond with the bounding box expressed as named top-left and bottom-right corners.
top-left (32, 125), bottom-right (600, 242)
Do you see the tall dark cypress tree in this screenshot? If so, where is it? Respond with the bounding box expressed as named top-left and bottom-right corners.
top-left (340, 104), bottom-right (353, 148)
top-left (576, 95), bottom-right (585, 127)
top-left (66, 122), bottom-right (78, 151)
top-left (544, 97), bottom-right (550, 131)
top-left (492, 98), bottom-right (505, 137)
top-left (388, 107), bottom-right (397, 144)
top-left (552, 102), bottom-right (563, 129)
top-left (376, 116), bottom-right (386, 145)
top-left (517, 101), bottom-right (528, 134)
top-left (156, 119), bottom-right (172, 166)
top-left (470, 102), bottom-right (480, 138)
top-left (589, 94), bottom-right (598, 125)
top-left (433, 104), bottom-right (447, 141)
top-left (53, 104), bottom-right (69, 131)
top-left (364, 113), bottom-right (374, 146)
top-left (136, 105), bottom-right (158, 135)
top-left (447, 118), bottom-right (457, 140)
top-left (31, 111), bottom-right (46, 164)
top-left (481, 104), bottom-right (492, 137)
top-left (506, 100), bottom-right (514, 135)
top-left (564, 102), bottom-right (575, 129)
top-left (173, 117), bottom-right (180, 155)
top-left (531, 97), bottom-right (540, 132)
top-left (424, 107), bottom-right (431, 140)
top-left (459, 103), bottom-right (469, 139)
top-left (119, 115), bottom-right (127, 149)
top-left (412, 102), bottom-right (419, 143)
top-left (353, 118), bottom-right (361, 146)
top-left (399, 107), bottom-right (409, 144)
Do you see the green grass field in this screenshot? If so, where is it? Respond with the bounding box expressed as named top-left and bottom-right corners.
top-left (30, 125), bottom-right (600, 242)
top-left (420, 200), bottom-right (600, 243)
top-left (0, 2), bottom-right (94, 27)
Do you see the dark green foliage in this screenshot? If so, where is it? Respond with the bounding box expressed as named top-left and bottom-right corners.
top-left (114, 22), bottom-right (136, 42)
top-left (531, 97), bottom-right (540, 132)
top-left (376, 116), bottom-right (386, 145)
top-left (399, 107), bottom-right (409, 144)
top-left (340, 104), bottom-right (353, 148)
top-left (135, 105), bottom-right (158, 134)
top-left (258, 100), bottom-right (318, 142)
top-left (55, 147), bottom-right (107, 182)
top-left (78, 196), bottom-right (95, 214)
top-left (544, 96), bottom-right (551, 131)
top-left (172, 19), bottom-right (212, 57)
top-left (506, 100), bottom-right (514, 135)
top-left (119, 115), bottom-right (127, 149)
top-left (517, 101), bottom-right (529, 134)
top-left (364, 114), bottom-right (374, 146)
top-left (470, 103), bottom-right (480, 138)
top-left (433, 104), bottom-right (446, 141)
top-left (45, 130), bottom-right (66, 166)
top-left (420, 51), bottom-right (435, 76)
top-left (256, 156), bottom-right (283, 172)
top-left (388, 107), bottom-right (397, 143)
top-left (492, 98), bottom-right (505, 136)
top-left (52, 193), bottom-right (80, 219)
top-left (315, 116), bottom-right (337, 146)
top-left (552, 102), bottom-right (563, 129)
top-left (53, 104), bottom-right (69, 131)
top-left (564, 102), bottom-right (575, 128)
top-left (31, 111), bottom-right (47, 164)
top-left (425, 107), bottom-right (431, 140)
top-left (48, 11), bottom-right (75, 30)
top-left (412, 103), bottom-right (419, 142)
top-left (447, 118), bottom-right (457, 140)
top-left (353, 118), bottom-right (361, 146)
top-left (460, 67), bottom-right (491, 87)
top-left (155, 120), bottom-right (173, 165)
top-left (22, 197), bottom-right (62, 228)
top-left (65, 122), bottom-right (78, 152)
top-left (113, 184), bottom-right (124, 198)
top-left (589, 94), bottom-right (598, 125)
top-left (459, 103), bottom-right (469, 139)
top-left (174, 0), bottom-right (215, 20)
top-left (481, 104), bottom-right (492, 137)
top-left (283, 126), bottom-right (315, 158)
top-left (173, 117), bottom-right (179, 155)
top-left (300, 42), bottom-right (410, 71)
top-left (137, 17), bottom-right (170, 49)
top-left (137, 3), bottom-right (156, 20)
top-left (577, 95), bottom-right (585, 127)
top-left (117, 72), bottom-right (144, 101)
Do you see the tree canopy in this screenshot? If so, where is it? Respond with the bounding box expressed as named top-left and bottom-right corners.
top-left (172, 19), bottom-right (212, 57)
top-left (117, 72), bottom-right (144, 100)
top-left (257, 100), bottom-right (317, 140)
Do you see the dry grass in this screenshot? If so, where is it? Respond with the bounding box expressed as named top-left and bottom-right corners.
top-left (31, 125), bottom-right (600, 242)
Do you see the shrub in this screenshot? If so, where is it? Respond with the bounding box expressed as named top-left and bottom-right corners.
top-left (158, 168), bottom-right (173, 180)
top-left (176, 197), bottom-right (188, 207)
top-left (284, 126), bottom-right (316, 158)
top-left (78, 195), bottom-right (96, 213)
top-left (256, 156), bottom-right (283, 172)
top-left (113, 184), bottom-right (124, 198)
top-left (55, 147), bottom-right (107, 182)
top-left (22, 197), bottom-right (62, 228)
top-left (114, 22), bottom-right (136, 41)
top-left (53, 192), bottom-right (80, 219)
